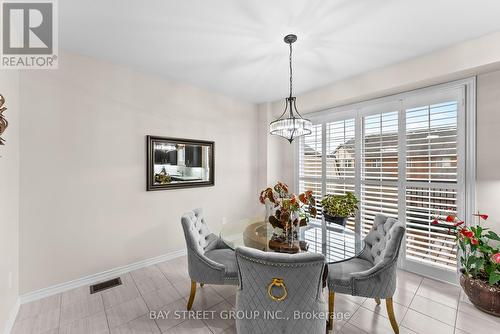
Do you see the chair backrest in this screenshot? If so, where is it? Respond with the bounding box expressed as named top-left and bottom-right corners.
top-left (360, 214), bottom-right (405, 266)
top-left (181, 208), bottom-right (214, 256)
top-left (235, 247), bottom-right (327, 334)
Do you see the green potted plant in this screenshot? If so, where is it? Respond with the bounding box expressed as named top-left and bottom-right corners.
top-left (432, 213), bottom-right (500, 316)
top-left (320, 192), bottom-right (359, 226)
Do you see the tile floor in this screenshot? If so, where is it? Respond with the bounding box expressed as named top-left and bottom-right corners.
top-left (11, 255), bottom-right (500, 334)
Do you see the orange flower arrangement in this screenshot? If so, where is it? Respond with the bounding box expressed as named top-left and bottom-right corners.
top-left (259, 182), bottom-right (317, 232)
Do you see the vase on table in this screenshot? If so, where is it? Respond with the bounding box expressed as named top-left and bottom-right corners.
top-left (259, 182), bottom-right (317, 254)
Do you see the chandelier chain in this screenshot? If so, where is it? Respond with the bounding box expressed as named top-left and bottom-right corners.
top-left (289, 42), bottom-right (293, 98)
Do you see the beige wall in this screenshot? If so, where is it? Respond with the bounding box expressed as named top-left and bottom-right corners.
top-left (0, 71), bottom-right (20, 331)
top-left (477, 71), bottom-right (500, 233)
top-left (18, 53), bottom-right (261, 294)
top-left (255, 103), bottom-right (295, 190)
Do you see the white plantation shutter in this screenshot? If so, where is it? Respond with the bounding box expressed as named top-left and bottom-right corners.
top-left (362, 111), bottom-right (399, 181)
top-left (325, 119), bottom-right (356, 230)
top-left (326, 119), bottom-right (356, 179)
top-left (299, 124), bottom-right (323, 219)
top-left (296, 81), bottom-right (471, 281)
top-left (405, 187), bottom-right (458, 269)
top-left (404, 100), bottom-right (460, 270)
top-left (360, 184), bottom-right (399, 236)
top-left (406, 102), bottom-right (458, 182)
top-left (360, 111), bottom-right (399, 236)
top-left (299, 123), bottom-right (322, 179)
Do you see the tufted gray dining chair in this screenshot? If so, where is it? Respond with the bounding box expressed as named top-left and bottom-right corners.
top-left (181, 208), bottom-right (238, 310)
top-left (235, 246), bottom-right (328, 334)
top-left (327, 214), bottom-right (405, 333)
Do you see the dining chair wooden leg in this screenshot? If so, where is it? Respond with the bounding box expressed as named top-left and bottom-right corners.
top-left (385, 298), bottom-right (399, 334)
top-left (187, 280), bottom-right (197, 310)
top-left (375, 298), bottom-right (381, 305)
top-left (327, 291), bottom-right (335, 331)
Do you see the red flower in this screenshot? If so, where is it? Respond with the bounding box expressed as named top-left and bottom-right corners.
top-left (470, 238), bottom-right (478, 245)
top-left (298, 193), bottom-right (307, 204)
top-left (259, 191), bottom-right (266, 204)
top-left (492, 253), bottom-right (500, 264)
top-left (445, 215), bottom-right (456, 223)
top-left (431, 219), bottom-right (439, 225)
top-left (460, 228), bottom-right (474, 239)
top-left (290, 195), bottom-right (297, 204)
top-left (266, 188), bottom-right (276, 203)
top-left (453, 221), bottom-right (465, 227)
top-left (473, 213), bottom-right (489, 220)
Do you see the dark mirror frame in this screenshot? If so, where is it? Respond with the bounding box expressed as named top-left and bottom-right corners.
top-left (146, 135), bottom-right (215, 191)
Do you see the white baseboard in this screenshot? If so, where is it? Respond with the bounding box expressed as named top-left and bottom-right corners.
top-left (3, 298), bottom-right (20, 334)
top-left (19, 248), bottom-right (186, 305)
top-left (402, 259), bottom-right (459, 286)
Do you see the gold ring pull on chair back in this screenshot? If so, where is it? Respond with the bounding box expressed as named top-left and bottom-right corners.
top-left (267, 278), bottom-right (288, 301)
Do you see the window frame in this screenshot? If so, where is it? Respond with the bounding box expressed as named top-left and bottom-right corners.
top-left (294, 78), bottom-right (476, 283)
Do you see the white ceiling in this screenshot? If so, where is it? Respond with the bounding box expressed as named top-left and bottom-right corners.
top-left (61, 0), bottom-right (500, 103)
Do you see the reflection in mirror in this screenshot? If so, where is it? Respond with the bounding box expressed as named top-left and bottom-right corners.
top-left (147, 136), bottom-right (214, 190)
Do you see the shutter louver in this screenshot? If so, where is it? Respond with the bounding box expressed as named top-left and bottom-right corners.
top-left (406, 102), bottom-right (458, 183)
top-left (299, 124), bottom-right (322, 221)
top-left (360, 183), bottom-right (399, 236)
top-left (405, 187), bottom-right (458, 269)
top-left (299, 124), bottom-right (322, 178)
top-left (325, 119), bottom-right (356, 231)
top-left (363, 112), bottom-right (399, 181)
top-left (326, 119), bottom-right (355, 179)
top-left (405, 101), bottom-right (459, 270)
top-left (361, 111), bottom-right (399, 236)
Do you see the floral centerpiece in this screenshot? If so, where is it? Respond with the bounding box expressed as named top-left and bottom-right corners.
top-left (432, 213), bottom-right (500, 316)
top-left (259, 182), bottom-right (317, 253)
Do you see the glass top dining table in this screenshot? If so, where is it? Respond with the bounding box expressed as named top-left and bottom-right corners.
top-left (219, 219), bottom-right (365, 264)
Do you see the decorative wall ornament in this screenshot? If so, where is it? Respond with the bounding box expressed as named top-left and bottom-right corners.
top-left (0, 95), bottom-right (7, 145)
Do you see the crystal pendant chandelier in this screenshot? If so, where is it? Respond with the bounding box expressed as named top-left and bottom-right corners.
top-left (269, 34), bottom-right (312, 143)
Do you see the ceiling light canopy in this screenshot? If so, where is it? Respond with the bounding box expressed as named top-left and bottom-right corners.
top-left (269, 34), bottom-right (312, 143)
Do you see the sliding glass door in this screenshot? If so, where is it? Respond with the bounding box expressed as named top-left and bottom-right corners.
top-left (400, 91), bottom-right (466, 280)
top-left (297, 80), bottom-right (474, 282)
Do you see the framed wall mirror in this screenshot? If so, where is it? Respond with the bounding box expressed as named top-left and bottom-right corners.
top-left (147, 136), bottom-right (215, 191)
